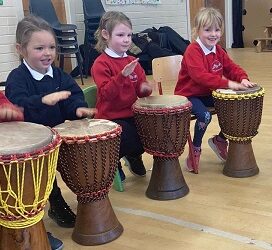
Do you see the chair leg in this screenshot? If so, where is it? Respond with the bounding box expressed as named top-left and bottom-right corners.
top-left (158, 82), bottom-right (163, 95)
top-left (76, 52), bottom-right (84, 85)
top-left (113, 169), bottom-right (124, 192)
top-left (59, 54), bottom-right (64, 70)
top-left (187, 132), bottom-right (198, 174)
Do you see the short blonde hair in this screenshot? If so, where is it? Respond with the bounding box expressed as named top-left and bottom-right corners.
top-left (94, 11), bottom-right (132, 53)
top-left (192, 7), bottom-right (224, 40)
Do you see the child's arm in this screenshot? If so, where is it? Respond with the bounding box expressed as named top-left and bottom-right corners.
top-left (42, 91), bottom-right (71, 105)
top-left (184, 45), bottom-right (229, 89)
top-left (0, 92), bottom-right (24, 122)
top-left (91, 57), bottom-right (137, 101)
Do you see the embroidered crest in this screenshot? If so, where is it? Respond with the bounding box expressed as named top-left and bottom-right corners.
top-left (211, 60), bottom-right (223, 72)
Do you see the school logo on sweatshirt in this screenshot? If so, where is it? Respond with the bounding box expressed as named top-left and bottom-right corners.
top-left (129, 72), bottom-right (138, 83)
top-left (211, 60), bottom-right (223, 72)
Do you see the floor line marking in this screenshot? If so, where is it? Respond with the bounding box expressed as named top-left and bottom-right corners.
top-left (115, 207), bottom-right (272, 250)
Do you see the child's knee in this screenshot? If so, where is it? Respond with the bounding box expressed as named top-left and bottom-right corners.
top-left (197, 111), bottom-right (212, 130)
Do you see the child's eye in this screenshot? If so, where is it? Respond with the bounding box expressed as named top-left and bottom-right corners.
top-left (50, 46), bottom-right (56, 49)
top-left (36, 47), bottom-right (43, 51)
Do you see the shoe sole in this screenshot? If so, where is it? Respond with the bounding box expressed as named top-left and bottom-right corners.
top-left (208, 139), bottom-right (226, 162)
top-left (48, 211), bottom-right (75, 228)
top-left (184, 158), bottom-right (194, 172)
top-left (123, 157), bottom-right (146, 177)
top-left (54, 245), bottom-right (64, 250)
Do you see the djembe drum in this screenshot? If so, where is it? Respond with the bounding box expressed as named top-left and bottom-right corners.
top-left (132, 95), bottom-right (192, 200)
top-left (212, 86), bottom-right (265, 177)
top-left (54, 118), bottom-right (123, 246)
top-left (0, 122), bottom-right (61, 250)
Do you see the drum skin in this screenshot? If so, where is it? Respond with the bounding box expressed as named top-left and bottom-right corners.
top-left (213, 86), bottom-right (265, 177)
top-left (54, 119), bottom-right (123, 246)
top-left (133, 95), bottom-right (192, 200)
top-left (0, 122), bottom-right (61, 250)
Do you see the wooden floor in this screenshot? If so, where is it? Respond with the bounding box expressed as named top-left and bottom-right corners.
top-left (46, 48), bottom-right (272, 250)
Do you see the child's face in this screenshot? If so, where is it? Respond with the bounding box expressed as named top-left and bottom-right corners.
top-left (19, 30), bottom-right (56, 74)
top-left (198, 24), bottom-right (221, 50)
top-left (104, 23), bottom-right (132, 56)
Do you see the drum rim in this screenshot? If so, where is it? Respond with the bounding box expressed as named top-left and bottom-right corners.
top-left (0, 129), bottom-right (62, 163)
top-left (132, 101), bottom-right (192, 113)
top-left (54, 125), bottom-right (122, 144)
top-left (212, 86), bottom-right (265, 100)
top-left (133, 95), bottom-right (190, 109)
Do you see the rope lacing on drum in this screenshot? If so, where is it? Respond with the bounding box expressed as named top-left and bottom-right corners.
top-left (0, 132), bottom-right (61, 229)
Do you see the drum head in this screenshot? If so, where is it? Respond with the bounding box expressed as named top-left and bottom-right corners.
top-left (134, 95), bottom-right (189, 108)
top-left (54, 118), bottom-right (119, 137)
top-left (216, 85), bottom-right (261, 95)
top-left (0, 122), bottom-right (53, 155)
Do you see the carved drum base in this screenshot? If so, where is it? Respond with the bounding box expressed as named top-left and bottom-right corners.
top-left (72, 197), bottom-right (123, 245)
top-left (146, 157), bottom-right (189, 200)
top-left (0, 220), bottom-right (50, 250)
top-left (223, 141), bottom-right (259, 178)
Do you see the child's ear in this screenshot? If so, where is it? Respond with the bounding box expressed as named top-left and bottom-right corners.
top-left (101, 29), bottom-right (109, 40)
top-left (16, 43), bottom-right (23, 55)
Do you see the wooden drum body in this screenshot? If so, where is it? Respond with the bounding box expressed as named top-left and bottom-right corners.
top-left (0, 122), bottom-right (61, 250)
top-left (54, 119), bottom-right (123, 246)
top-left (133, 95), bottom-right (192, 200)
top-left (213, 86), bottom-right (265, 177)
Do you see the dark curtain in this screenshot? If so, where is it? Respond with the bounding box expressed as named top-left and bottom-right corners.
top-left (232, 0), bottom-right (244, 48)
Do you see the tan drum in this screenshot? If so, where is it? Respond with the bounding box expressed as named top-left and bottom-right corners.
top-left (212, 86), bottom-right (265, 177)
top-left (0, 122), bottom-right (61, 250)
top-left (54, 118), bottom-right (123, 246)
top-left (132, 95), bottom-right (192, 200)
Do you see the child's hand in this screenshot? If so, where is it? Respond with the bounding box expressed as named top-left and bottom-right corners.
top-left (228, 80), bottom-right (248, 91)
top-left (42, 91), bottom-right (71, 105)
top-left (0, 104), bottom-right (24, 122)
top-left (241, 79), bottom-right (257, 88)
top-left (76, 107), bottom-right (97, 118)
top-left (122, 58), bottom-right (139, 77)
top-left (139, 81), bottom-right (153, 96)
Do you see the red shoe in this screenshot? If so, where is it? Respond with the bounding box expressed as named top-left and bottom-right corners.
top-left (208, 135), bottom-right (228, 161)
top-left (185, 150), bottom-right (201, 172)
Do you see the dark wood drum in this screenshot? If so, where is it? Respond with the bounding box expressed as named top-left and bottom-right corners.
top-left (54, 118), bottom-right (123, 246)
top-left (132, 95), bottom-right (192, 200)
top-left (212, 86), bottom-right (265, 177)
top-left (0, 122), bottom-right (61, 250)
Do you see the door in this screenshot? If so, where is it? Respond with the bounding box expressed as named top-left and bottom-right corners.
top-left (189, 0), bottom-right (226, 48)
top-left (21, 0), bottom-right (72, 72)
top-left (243, 0), bottom-right (272, 47)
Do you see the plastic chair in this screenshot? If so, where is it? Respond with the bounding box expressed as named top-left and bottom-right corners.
top-left (29, 0), bottom-right (84, 85)
top-left (152, 55), bottom-right (182, 95)
top-left (82, 0), bottom-right (105, 46)
top-left (152, 55), bottom-right (216, 174)
top-left (83, 85), bottom-right (124, 192)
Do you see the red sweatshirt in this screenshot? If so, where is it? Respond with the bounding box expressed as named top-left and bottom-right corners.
top-left (91, 53), bottom-right (151, 120)
top-left (174, 42), bottom-right (248, 97)
top-left (0, 92), bottom-right (24, 122)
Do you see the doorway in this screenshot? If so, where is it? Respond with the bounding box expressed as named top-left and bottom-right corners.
top-left (21, 0), bottom-right (72, 72)
top-left (189, 0), bottom-right (226, 48)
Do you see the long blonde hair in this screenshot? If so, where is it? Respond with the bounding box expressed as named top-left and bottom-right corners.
top-left (94, 11), bottom-right (132, 53)
top-left (192, 7), bottom-right (224, 40)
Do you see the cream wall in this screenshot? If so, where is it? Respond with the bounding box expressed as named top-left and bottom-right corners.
top-left (0, 0), bottom-right (234, 82)
top-left (0, 0), bottom-right (189, 82)
top-left (0, 0), bottom-right (23, 82)
top-left (73, 0), bottom-right (189, 46)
